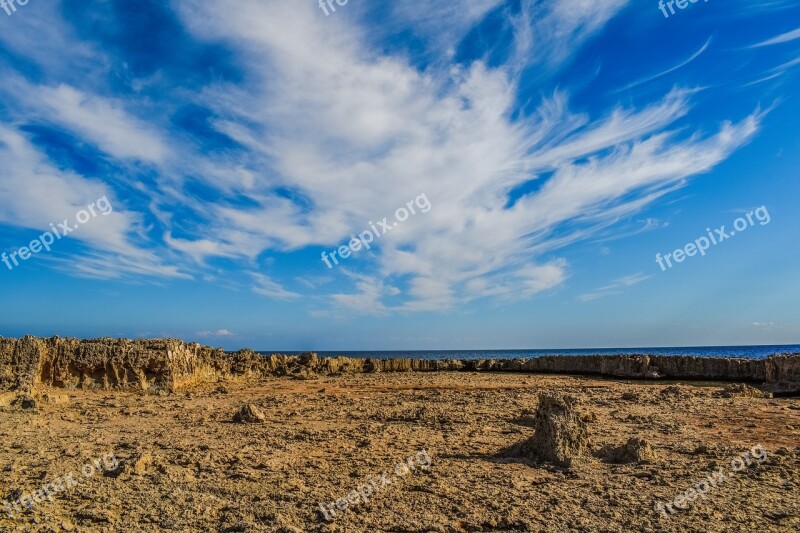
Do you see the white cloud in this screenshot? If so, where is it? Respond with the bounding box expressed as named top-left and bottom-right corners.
top-left (251, 273), bottom-right (301, 301)
top-left (0, 125), bottom-right (183, 279)
top-left (580, 272), bottom-right (652, 302)
top-left (30, 84), bottom-right (169, 163)
top-left (615, 39), bottom-right (712, 93)
top-left (386, 0), bottom-right (505, 58)
top-left (0, 0), bottom-right (766, 313)
top-left (197, 329), bottom-right (234, 338)
top-left (750, 27), bottom-right (800, 47)
top-left (163, 0), bottom-right (761, 312)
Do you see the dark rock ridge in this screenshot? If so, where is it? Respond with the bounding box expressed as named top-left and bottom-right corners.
top-left (1, 336), bottom-right (798, 393)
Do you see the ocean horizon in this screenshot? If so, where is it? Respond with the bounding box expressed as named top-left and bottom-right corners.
top-left (259, 344), bottom-right (800, 360)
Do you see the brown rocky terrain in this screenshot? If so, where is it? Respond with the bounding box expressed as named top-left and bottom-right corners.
top-left (2, 336), bottom-right (800, 395)
top-left (1, 337), bottom-right (799, 532)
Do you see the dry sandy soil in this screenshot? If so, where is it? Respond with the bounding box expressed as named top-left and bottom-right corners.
top-left (1, 372), bottom-right (798, 532)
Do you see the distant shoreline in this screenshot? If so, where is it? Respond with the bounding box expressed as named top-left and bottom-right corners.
top-left (2, 337), bottom-right (799, 396)
top-left (257, 344), bottom-right (800, 360)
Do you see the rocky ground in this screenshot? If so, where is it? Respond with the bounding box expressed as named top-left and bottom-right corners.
top-left (1, 372), bottom-right (798, 532)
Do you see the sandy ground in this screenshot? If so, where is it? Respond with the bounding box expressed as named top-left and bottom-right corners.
top-left (1, 371), bottom-right (798, 532)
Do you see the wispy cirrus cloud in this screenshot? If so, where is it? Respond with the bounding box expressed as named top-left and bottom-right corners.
top-left (580, 273), bottom-right (653, 302)
top-left (0, 0), bottom-right (772, 315)
top-left (251, 273), bottom-right (301, 301)
top-left (749, 27), bottom-right (800, 47)
top-left (614, 39), bottom-right (712, 93)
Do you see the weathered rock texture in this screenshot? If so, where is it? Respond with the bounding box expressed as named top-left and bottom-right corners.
top-left (514, 392), bottom-right (589, 466)
top-left (715, 383), bottom-right (774, 399)
top-left (1, 336), bottom-right (798, 394)
top-left (599, 437), bottom-right (658, 464)
top-left (233, 404), bottom-right (266, 424)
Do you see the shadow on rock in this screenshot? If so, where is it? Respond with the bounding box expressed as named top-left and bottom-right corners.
top-left (499, 392), bottom-right (589, 468)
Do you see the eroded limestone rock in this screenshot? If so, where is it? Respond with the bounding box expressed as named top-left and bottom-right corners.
top-left (514, 392), bottom-right (589, 467)
top-left (600, 438), bottom-right (658, 464)
top-left (233, 404), bottom-right (266, 424)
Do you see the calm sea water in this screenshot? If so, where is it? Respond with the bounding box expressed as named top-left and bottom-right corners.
top-left (266, 345), bottom-right (800, 361)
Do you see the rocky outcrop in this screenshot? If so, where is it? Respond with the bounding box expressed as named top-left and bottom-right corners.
top-left (513, 392), bottom-right (589, 466)
top-left (471, 354), bottom-right (765, 381)
top-left (765, 354), bottom-right (800, 392)
top-left (1, 336), bottom-right (798, 394)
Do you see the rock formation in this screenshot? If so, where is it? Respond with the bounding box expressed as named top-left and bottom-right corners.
top-left (1, 336), bottom-right (798, 394)
top-left (512, 392), bottom-right (589, 466)
top-left (715, 383), bottom-right (773, 399)
top-left (600, 437), bottom-right (658, 464)
top-left (233, 404), bottom-right (267, 424)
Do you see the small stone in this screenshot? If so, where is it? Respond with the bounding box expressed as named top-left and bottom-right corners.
top-left (693, 444), bottom-right (709, 455)
top-left (233, 404), bottom-right (266, 424)
top-left (126, 452), bottom-right (153, 475)
top-left (660, 386), bottom-right (684, 397)
top-left (600, 438), bottom-right (658, 464)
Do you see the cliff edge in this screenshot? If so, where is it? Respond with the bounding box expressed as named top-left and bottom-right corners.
top-left (1, 336), bottom-right (798, 394)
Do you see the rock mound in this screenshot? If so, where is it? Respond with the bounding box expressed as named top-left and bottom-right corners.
top-left (600, 438), bottom-right (658, 464)
top-left (660, 385), bottom-right (686, 397)
top-left (715, 383), bottom-right (773, 399)
top-left (511, 392), bottom-right (589, 467)
top-left (233, 404), bottom-right (266, 424)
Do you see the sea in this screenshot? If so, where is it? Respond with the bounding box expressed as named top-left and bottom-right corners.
top-left (264, 344), bottom-right (800, 361)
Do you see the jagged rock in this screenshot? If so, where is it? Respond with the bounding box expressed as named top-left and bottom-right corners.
top-left (298, 352), bottom-right (318, 366)
top-left (715, 383), bottom-right (773, 399)
top-left (233, 404), bottom-right (266, 424)
top-left (0, 336), bottom-right (798, 395)
top-left (600, 438), bottom-right (658, 464)
top-left (513, 392), bottom-right (589, 467)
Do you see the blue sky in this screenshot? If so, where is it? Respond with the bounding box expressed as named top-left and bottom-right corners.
top-left (1, 0), bottom-right (799, 350)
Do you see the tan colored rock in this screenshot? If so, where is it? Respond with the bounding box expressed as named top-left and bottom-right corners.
top-left (132, 452), bottom-right (153, 475)
top-left (1, 336), bottom-right (798, 396)
top-left (233, 404), bottom-right (266, 424)
top-left (716, 383), bottom-right (773, 398)
top-left (600, 438), bottom-right (658, 464)
top-left (516, 392), bottom-right (589, 467)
